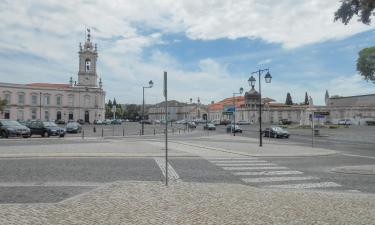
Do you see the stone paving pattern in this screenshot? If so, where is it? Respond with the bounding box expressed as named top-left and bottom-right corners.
top-left (0, 181), bottom-right (374, 225)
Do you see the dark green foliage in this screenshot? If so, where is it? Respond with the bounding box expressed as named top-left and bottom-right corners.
top-left (334, 0), bottom-right (375, 25)
top-left (113, 98), bottom-right (117, 106)
top-left (304, 92), bottom-right (309, 105)
top-left (357, 46), bottom-right (375, 82)
top-left (285, 93), bottom-right (293, 105)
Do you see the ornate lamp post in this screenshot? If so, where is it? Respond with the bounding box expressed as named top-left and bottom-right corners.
top-left (249, 69), bottom-right (272, 147)
top-left (142, 80), bottom-right (153, 135)
top-left (232, 87), bottom-right (244, 136)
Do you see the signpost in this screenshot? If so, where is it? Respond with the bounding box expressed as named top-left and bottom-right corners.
top-left (164, 71), bottom-right (168, 186)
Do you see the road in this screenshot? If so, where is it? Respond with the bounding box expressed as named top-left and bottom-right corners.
top-left (0, 124), bottom-right (374, 204)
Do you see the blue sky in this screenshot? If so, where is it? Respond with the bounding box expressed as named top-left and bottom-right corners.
top-left (0, 0), bottom-right (374, 105)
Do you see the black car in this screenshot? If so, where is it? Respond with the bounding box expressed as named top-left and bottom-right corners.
top-left (65, 122), bottom-right (82, 133)
top-left (226, 124), bottom-right (242, 133)
top-left (263, 126), bottom-right (290, 138)
top-left (77, 119), bottom-right (85, 125)
top-left (28, 121), bottom-right (65, 137)
top-left (203, 123), bottom-right (216, 130)
top-left (0, 119), bottom-right (31, 138)
top-left (55, 119), bottom-right (66, 125)
top-left (111, 119), bottom-right (122, 125)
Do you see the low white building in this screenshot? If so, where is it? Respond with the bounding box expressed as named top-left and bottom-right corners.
top-left (0, 30), bottom-right (106, 123)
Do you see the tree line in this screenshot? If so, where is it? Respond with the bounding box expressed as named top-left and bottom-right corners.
top-left (105, 98), bottom-right (142, 121)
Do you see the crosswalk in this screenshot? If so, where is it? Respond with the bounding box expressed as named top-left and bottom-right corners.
top-left (206, 157), bottom-right (345, 190)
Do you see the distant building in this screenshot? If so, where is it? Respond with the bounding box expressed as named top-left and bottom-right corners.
top-left (0, 30), bottom-right (106, 123)
top-left (148, 100), bottom-right (208, 121)
top-left (208, 88), bottom-right (375, 126)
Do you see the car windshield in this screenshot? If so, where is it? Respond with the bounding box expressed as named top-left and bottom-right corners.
top-left (43, 122), bottom-right (58, 127)
top-left (273, 127), bottom-right (285, 132)
top-left (67, 123), bottom-right (78, 127)
top-left (1, 120), bottom-right (22, 126)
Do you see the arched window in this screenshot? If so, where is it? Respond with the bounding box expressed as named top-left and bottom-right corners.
top-left (85, 59), bottom-right (91, 72)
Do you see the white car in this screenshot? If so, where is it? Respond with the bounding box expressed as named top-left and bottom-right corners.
top-left (338, 119), bottom-right (352, 125)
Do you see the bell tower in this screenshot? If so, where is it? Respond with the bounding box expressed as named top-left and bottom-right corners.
top-left (77, 28), bottom-right (98, 87)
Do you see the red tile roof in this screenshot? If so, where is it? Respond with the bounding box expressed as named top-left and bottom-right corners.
top-left (26, 83), bottom-right (70, 88)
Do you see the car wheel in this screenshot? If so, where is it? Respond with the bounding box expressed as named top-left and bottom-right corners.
top-left (1, 131), bottom-right (8, 138)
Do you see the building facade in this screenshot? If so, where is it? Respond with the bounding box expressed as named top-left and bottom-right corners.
top-left (148, 100), bottom-right (208, 122)
top-left (0, 30), bottom-right (105, 123)
top-left (208, 88), bottom-right (375, 126)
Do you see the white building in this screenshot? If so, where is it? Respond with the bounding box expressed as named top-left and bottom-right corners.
top-left (0, 30), bottom-right (105, 123)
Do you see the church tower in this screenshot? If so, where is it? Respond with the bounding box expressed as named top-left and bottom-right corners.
top-left (77, 29), bottom-right (98, 87)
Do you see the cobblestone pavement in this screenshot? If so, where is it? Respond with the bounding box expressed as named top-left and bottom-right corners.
top-left (0, 181), bottom-right (374, 225)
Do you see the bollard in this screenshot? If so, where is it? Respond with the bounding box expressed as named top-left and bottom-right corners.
top-left (179, 129), bottom-right (180, 134)
top-left (154, 128), bottom-right (156, 136)
top-left (123, 128), bottom-right (125, 136)
top-left (112, 125), bottom-right (115, 136)
top-left (101, 128), bottom-right (104, 138)
top-left (139, 129), bottom-right (141, 136)
top-left (184, 128), bottom-right (186, 133)
top-left (172, 128), bottom-right (174, 134)
top-left (93, 127), bottom-right (96, 133)
top-left (82, 130), bottom-right (84, 139)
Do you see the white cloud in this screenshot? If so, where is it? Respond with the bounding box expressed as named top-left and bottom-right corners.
top-left (257, 58), bottom-right (272, 65)
top-left (0, 0), bottom-right (374, 105)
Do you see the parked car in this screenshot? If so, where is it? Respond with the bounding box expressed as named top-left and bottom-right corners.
top-left (263, 126), bottom-right (290, 138)
top-left (338, 119), bottom-right (352, 125)
top-left (279, 119), bottom-right (292, 125)
top-left (152, 120), bottom-right (161, 124)
top-left (28, 121), bottom-right (65, 137)
top-left (176, 120), bottom-right (187, 124)
top-left (94, 120), bottom-right (103, 125)
top-left (111, 119), bottom-right (122, 125)
top-left (187, 121), bottom-right (196, 128)
top-left (55, 119), bottom-right (66, 125)
top-left (203, 123), bottom-right (216, 130)
top-left (77, 119), bottom-right (85, 125)
top-left (226, 124), bottom-right (242, 133)
top-left (366, 120), bottom-right (375, 126)
top-left (0, 119), bottom-right (31, 138)
top-left (139, 120), bottom-right (153, 125)
top-left (102, 119), bottom-right (112, 125)
top-left (65, 122), bottom-right (82, 133)
top-left (220, 119), bottom-right (231, 126)
top-left (236, 120), bottom-right (251, 125)
top-left (211, 119), bottom-right (221, 126)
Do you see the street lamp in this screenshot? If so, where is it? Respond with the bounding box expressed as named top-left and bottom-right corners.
top-left (142, 80), bottom-right (153, 135)
top-left (249, 69), bottom-right (272, 147)
top-left (232, 87), bottom-right (244, 136)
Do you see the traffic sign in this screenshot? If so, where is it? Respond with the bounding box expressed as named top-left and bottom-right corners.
top-left (314, 111), bottom-right (329, 116)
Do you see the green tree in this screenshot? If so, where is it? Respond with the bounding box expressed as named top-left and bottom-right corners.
top-left (113, 98), bottom-right (117, 106)
top-left (334, 0), bottom-right (375, 25)
top-left (107, 99), bottom-right (113, 108)
top-left (124, 104), bottom-right (141, 121)
top-left (357, 46), bottom-right (375, 82)
top-left (285, 92), bottom-right (293, 105)
top-left (304, 92), bottom-right (309, 105)
top-left (0, 98), bottom-right (6, 112)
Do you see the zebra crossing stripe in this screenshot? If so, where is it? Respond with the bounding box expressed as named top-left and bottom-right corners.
top-left (241, 176), bottom-right (317, 183)
top-left (263, 182), bottom-right (342, 189)
top-left (206, 158), bottom-right (257, 160)
top-left (223, 166), bottom-right (289, 171)
top-left (217, 163), bottom-right (277, 167)
top-left (210, 160), bottom-right (267, 163)
top-left (234, 170), bottom-right (303, 176)
top-left (154, 158), bottom-right (180, 182)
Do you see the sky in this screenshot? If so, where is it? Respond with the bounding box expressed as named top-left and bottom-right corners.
top-left (0, 0), bottom-right (375, 105)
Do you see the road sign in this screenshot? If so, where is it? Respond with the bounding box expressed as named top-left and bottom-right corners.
top-left (314, 111), bottom-right (329, 116)
top-left (314, 115), bottom-right (325, 119)
top-left (224, 105), bottom-right (235, 113)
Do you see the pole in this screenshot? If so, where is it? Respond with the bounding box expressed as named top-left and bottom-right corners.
top-left (142, 87), bottom-right (145, 135)
top-left (39, 92), bottom-right (42, 120)
top-left (164, 71), bottom-right (168, 186)
top-left (312, 112), bottom-right (315, 148)
top-left (233, 93), bottom-right (236, 136)
top-left (259, 71), bottom-right (263, 147)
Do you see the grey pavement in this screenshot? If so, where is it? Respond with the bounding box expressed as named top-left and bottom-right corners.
top-left (0, 181), bottom-right (374, 225)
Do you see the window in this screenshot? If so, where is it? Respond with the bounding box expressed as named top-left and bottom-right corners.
top-left (84, 95), bottom-right (90, 107)
top-left (44, 95), bottom-right (50, 105)
top-left (18, 94), bottom-right (25, 105)
top-left (44, 110), bottom-right (49, 121)
top-left (31, 95), bottom-right (38, 105)
top-left (31, 108), bottom-right (37, 120)
top-left (85, 59), bottom-right (91, 72)
top-left (17, 109), bottom-right (24, 120)
top-left (4, 93), bottom-right (11, 104)
top-left (56, 96), bottom-right (62, 106)
top-left (68, 96), bottom-right (74, 107)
